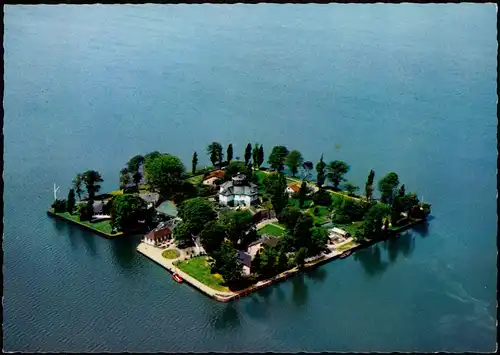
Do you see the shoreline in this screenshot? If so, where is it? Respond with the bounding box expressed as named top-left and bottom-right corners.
top-left (136, 217), bottom-right (425, 302)
top-left (47, 210), bottom-right (124, 239)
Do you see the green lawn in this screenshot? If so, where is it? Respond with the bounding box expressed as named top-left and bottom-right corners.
top-left (56, 212), bottom-right (119, 235)
top-left (186, 174), bottom-right (205, 185)
top-left (162, 249), bottom-right (180, 259)
top-left (336, 240), bottom-right (358, 252)
top-left (257, 223), bottom-right (286, 237)
top-left (288, 197), bottom-right (313, 210)
top-left (175, 256), bottom-right (229, 292)
top-left (335, 221), bottom-right (364, 236)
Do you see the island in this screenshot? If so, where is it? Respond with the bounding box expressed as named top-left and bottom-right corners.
top-left (48, 142), bottom-right (431, 302)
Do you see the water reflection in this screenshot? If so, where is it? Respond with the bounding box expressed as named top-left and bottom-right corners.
top-left (64, 223), bottom-right (97, 256)
top-left (110, 235), bottom-right (141, 270)
top-left (353, 245), bottom-right (389, 277)
top-left (306, 267), bottom-right (327, 283)
top-left (210, 303), bottom-right (241, 330)
top-left (291, 273), bottom-right (308, 307)
top-left (413, 221), bottom-right (430, 237)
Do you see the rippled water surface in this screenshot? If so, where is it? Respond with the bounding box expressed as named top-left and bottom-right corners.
top-left (3, 4), bottom-right (497, 352)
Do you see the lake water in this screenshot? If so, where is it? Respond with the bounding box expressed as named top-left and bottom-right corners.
top-left (3, 4), bottom-right (497, 352)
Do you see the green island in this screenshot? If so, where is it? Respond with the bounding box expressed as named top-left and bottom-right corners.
top-left (48, 142), bottom-right (431, 301)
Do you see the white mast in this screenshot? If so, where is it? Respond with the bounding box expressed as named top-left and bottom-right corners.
top-left (53, 183), bottom-right (60, 201)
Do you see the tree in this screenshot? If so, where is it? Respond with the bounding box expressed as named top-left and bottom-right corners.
top-left (378, 172), bottom-right (400, 204)
top-left (177, 197), bottom-right (217, 235)
top-left (259, 245), bottom-right (279, 276)
top-left (300, 161), bottom-right (314, 180)
top-left (332, 197), bottom-right (367, 223)
top-left (143, 151), bottom-right (161, 183)
top-left (244, 143), bottom-right (252, 166)
top-left (73, 174), bottom-right (83, 201)
top-left (219, 210), bottom-right (253, 246)
top-left (127, 155), bottom-right (144, 173)
top-left (293, 214), bottom-right (314, 250)
top-left (52, 199), bottom-right (67, 213)
top-left (343, 182), bottom-right (359, 196)
top-left (82, 170), bottom-right (104, 200)
top-left (173, 221), bottom-right (194, 247)
top-left (212, 242), bottom-right (242, 284)
top-left (110, 194), bottom-right (147, 232)
top-left (223, 161), bottom-right (248, 181)
top-left (200, 221), bottom-right (227, 256)
top-left (363, 203), bottom-right (391, 240)
top-left (310, 227), bottom-right (329, 255)
top-left (278, 205), bottom-right (302, 232)
top-left (66, 189), bottom-right (76, 214)
top-left (192, 151), bottom-right (198, 175)
top-left (312, 189), bottom-right (332, 206)
top-left (266, 173), bottom-right (288, 215)
top-left (252, 144), bottom-right (259, 168)
top-left (252, 251), bottom-right (263, 276)
top-left (133, 171), bottom-right (142, 189)
top-left (79, 200), bottom-right (93, 221)
top-left (285, 150), bottom-right (303, 177)
top-left (119, 168), bottom-right (130, 190)
top-left (257, 145), bottom-right (264, 169)
top-left (326, 160), bottom-right (350, 190)
top-left (144, 153), bottom-right (185, 198)
top-left (295, 247), bottom-right (307, 268)
top-left (298, 181), bottom-right (308, 208)
top-left (367, 169), bottom-right (375, 186)
top-left (277, 250), bottom-right (289, 272)
top-left (267, 146), bottom-right (289, 172)
top-left (227, 144), bottom-right (233, 164)
top-left (207, 142), bottom-right (224, 168)
top-left (398, 184), bottom-right (406, 197)
top-left (315, 154), bottom-right (326, 188)
top-left (365, 169), bottom-right (375, 203)
top-left (262, 172), bottom-right (280, 192)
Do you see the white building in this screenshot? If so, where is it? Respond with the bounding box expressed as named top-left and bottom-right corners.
top-left (328, 227), bottom-right (350, 241)
top-left (219, 174), bottom-right (259, 207)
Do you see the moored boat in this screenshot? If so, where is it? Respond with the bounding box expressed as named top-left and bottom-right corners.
top-left (172, 273), bottom-right (183, 283)
top-left (340, 250), bottom-right (352, 259)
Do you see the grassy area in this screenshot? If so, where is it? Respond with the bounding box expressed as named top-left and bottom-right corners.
top-left (257, 223), bottom-right (286, 237)
top-left (162, 249), bottom-right (180, 259)
top-left (110, 189), bottom-right (124, 196)
top-left (186, 174), bottom-right (205, 185)
top-left (335, 240), bottom-right (358, 252)
top-left (55, 212), bottom-right (119, 235)
top-left (335, 221), bottom-right (364, 236)
top-left (288, 197), bottom-right (313, 210)
top-left (175, 256), bottom-right (229, 292)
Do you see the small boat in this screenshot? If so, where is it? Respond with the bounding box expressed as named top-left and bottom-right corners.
top-left (340, 251), bottom-right (352, 259)
top-left (172, 273), bottom-right (183, 283)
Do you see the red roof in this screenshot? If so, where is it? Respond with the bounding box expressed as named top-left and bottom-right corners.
top-left (204, 170), bottom-right (224, 180)
top-left (145, 227), bottom-right (172, 240)
top-left (288, 184), bottom-right (301, 193)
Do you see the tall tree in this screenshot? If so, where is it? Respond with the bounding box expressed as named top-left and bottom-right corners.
top-left (315, 154), bottom-right (326, 188)
top-left (244, 143), bottom-right (252, 166)
top-left (144, 154), bottom-right (185, 197)
top-left (212, 242), bottom-right (242, 284)
top-left (110, 194), bottom-right (147, 232)
top-left (200, 220), bottom-right (227, 256)
top-left (398, 184), bottom-right (406, 197)
top-left (285, 150), bottom-right (304, 177)
top-left (127, 155), bottom-right (144, 173)
top-left (298, 181), bottom-right (308, 208)
top-left (310, 227), bottom-right (329, 256)
top-left (252, 251), bottom-right (263, 275)
top-left (219, 210), bottom-right (253, 246)
top-left (73, 173), bottom-right (83, 200)
top-left (278, 205), bottom-right (302, 233)
top-left (192, 151), bottom-right (198, 175)
top-left (378, 172), bottom-right (400, 205)
top-left (295, 247), bottom-right (307, 268)
top-left (223, 161), bottom-right (248, 181)
top-left (207, 142), bottom-right (224, 168)
top-left (257, 145), bottom-right (264, 169)
top-left (227, 144), bottom-right (233, 164)
top-left (120, 168), bottom-right (130, 190)
top-left (326, 160), bottom-right (350, 190)
top-left (177, 197), bottom-right (217, 235)
top-left (82, 170), bottom-right (104, 200)
top-left (252, 143), bottom-right (259, 168)
top-left (267, 146), bottom-right (289, 172)
top-left (66, 189), bottom-right (76, 214)
top-left (143, 151), bottom-right (161, 183)
top-left (269, 173), bottom-right (289, 215)
top-left (365, 169), bottom-right (375, 203)
top-left (133, 171), bottom-right (142, 189)
top-left (363, 203), bottom-right (391, 241)
top-left (293, 214), bottom-right (314, 250)
top-left (173, 221), bottom-right (193, 247)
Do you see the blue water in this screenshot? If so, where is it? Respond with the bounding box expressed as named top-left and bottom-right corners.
top-left (4, 4), bottom-right (497, 352)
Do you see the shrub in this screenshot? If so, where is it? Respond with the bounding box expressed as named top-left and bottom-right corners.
top-left (51, 199), bottom-right (67, 213)
top-left (312, 189), bottom-right (332, 206)
top-left (314, 207), bottom-right (320, 216)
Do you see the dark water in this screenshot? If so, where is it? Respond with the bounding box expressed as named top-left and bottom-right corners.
top-left (4, 4), bottom-right (497, 352)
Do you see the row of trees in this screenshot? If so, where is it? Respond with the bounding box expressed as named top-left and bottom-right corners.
top-left (200, 142), bottom-right (266, 171)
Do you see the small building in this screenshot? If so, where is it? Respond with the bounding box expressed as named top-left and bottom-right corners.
top-left (328, 227), bottom-right (350, 240)
top-left (139, 192), bottom-right (160, 209)
top-left (219, 174), bottom-right (259, 207)
top-left (236, 236), bottom-right (280, 274)
top-left (202, 170), bottom-right (225, 186)
top-left (143, 225), bottom-right (172, 246)
top-left (286, 184), bottom-right (301, 195)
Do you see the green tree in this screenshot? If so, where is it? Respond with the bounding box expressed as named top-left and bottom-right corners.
top-left (72, 173), bottom-right (84, 201)
top-left (363, 203), bottom-right (391, 240)
top-left (127, 155), bottom-right (144, 173)
top-left (268, 173), bottom-right (289, 215)
top-left (244, 143), bottom-right (252, 166)
top-left (227, 144), bottom-right (233, 164)
top-left (52, 199), bottom-right (67, 213)
top-left (295, 247), bottom-right (307, 268)
top-left (326, 160), bottom-right (350, 190)
top-left (212, 242), bottom-right (242, 284)
top-left (79, 200), bottom-right (93, 221)
top-left (110, 194), bottom-right (147, 232)
top-left (219, 210), bottom-right (253, 246)
top-left (398, 184), bottom-right (406, 197)
top-left (173, 221), bottom-right (193, 247)
top-left (310, 227), bottom-right (329, 255)
top-left (293, 214), bottom-right (314, 250)
top-left (207, 142), bottom-right (224, 168)
top-left (177, 197), bottom-right (217, 235)
top-left (192, 151), bottom-right (198, 175)
top-left (378, 172), bottom-right (400, 204)
top-left (252, 143), bottom-right (259, 168)
top-left (343, 182), bottom-right (359, 196)
top-left (365, 169), bottom-right (375, 203)
top-left (277, 250), bottom-right (289, 272)
top-left (200, 220), bottom-right (227, 256)
top-left (66, 189), bottom-right (76, 214)
top-left (268, 146), bottom-right (289, 172)
top-left (257, 145), bottom-right (264, 169)
top-left (119, 168), bottom-right (130, 190)
top-left (82, 170), bottom-right (104, 200)
top-left (143, 151), bottom-right (161, 183)
top-left (285, 150), bottom-right (303, 177)
top-left (315, 154), bottom-right (326, 188)
top-left (252, 251), bottom-right (263, 275)
top-left (133, 171), bottom-right (142, 189)
top-left (144, 153), bottom-right (185, 198)
top-left (312, 188), bottom-right (332, 206)
top-left (259, 245), bottom-right (279, 276)
top-left (223, 161), bottom-right (248, 181)
top-left (278, 205), bottom-right (302, 232)
top-left (298, 181), bottom-right (308, 208)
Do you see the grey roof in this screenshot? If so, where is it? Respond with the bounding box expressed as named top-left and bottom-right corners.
top-left (92, 201), bottom-right (108, 214)
top-left (232, 174), bottom-right (247, 181)
top-left (236, 250), bottom-right (252, 267)
top-left (219, 179), bottom-right (258, 197)
top-left (139, 192), bottom-right (160, 204)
